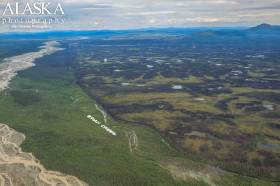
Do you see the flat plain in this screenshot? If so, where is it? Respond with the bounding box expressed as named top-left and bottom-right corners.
top-left (0, 27), bottom-right (279, 186)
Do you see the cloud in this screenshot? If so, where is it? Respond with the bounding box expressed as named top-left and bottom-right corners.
top-left (122, 11), bottom-right (175, 16)
top-left (0, 0), bottom-right (279, 32)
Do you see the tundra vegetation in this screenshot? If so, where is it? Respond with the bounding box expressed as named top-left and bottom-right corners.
top-left (73, 29), bottom-right (280, 182)
top-left (0, 28), bottom-right (279, 186)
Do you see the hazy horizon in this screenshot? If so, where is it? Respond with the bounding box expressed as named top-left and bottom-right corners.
top-left (0, 0), bottom-right (279, 33)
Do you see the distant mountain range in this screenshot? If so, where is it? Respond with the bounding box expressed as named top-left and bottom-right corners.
top-left (0, 24), bottom-right (279, 39)
top-left (249, 23), bottom-right (280, 32)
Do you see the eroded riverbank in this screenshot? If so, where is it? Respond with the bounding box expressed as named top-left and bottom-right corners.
top-left (0, 41), bottom-right (88, 186)
top-left (0, 41), bottom-right (63, 91)
top-left (0, 123), bottom-right (88, 186)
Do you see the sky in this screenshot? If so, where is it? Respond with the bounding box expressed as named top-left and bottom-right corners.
top-left (0, 0), bottom-right (279, 32)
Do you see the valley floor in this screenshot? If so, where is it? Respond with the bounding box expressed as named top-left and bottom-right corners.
top-left (0, 40), bottom-right (278, 186)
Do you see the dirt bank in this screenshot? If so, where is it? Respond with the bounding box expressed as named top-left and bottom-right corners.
top-left (0, 123), bottom-right (88, 186)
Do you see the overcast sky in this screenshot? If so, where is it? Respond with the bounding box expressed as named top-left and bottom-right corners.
top-left (0, 0), bottom-right (279, 32)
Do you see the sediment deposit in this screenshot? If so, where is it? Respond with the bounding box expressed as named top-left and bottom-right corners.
top-left (0, 41), bottom-right (88, 186)
top-left (0, 41), bottom-right (63, 91)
